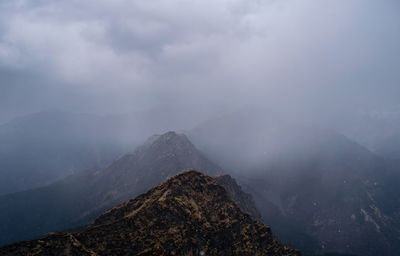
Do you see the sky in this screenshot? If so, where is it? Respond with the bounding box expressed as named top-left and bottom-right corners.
top-left (1, 0), bottom-right (400, 124)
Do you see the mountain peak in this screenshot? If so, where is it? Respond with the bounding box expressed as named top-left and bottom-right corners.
top-left (85, 132), bottom-right (221, 215)
top-left (118, 131), bottom-right (219, 176)
top-left (159, 130), bottom-right (183, 139)
top-left (0, 133), bottom-right (255, 248)
top-left (140, 131), bottom-right (194, 151)
top-left (1, 170), bottom-right (300, 256)
top-left (93, 169), bottom-right (219, 226)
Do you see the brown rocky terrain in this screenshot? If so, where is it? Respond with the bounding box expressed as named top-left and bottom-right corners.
top-left (0, 170), bottom-right (300, 256)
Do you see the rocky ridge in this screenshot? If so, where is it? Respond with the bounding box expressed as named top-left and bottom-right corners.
top-left (0, 170), bottom-right (300, 256)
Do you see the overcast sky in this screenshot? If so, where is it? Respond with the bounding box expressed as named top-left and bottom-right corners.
top-left (1, 0), bottom-right (400, 124)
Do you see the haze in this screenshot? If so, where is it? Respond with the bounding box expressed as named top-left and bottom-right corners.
top-left (0, 0), bottom-right (399, 127)
top-left (2, 2), bottom-right (400, 255)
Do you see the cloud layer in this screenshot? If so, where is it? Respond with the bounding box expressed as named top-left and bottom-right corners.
top-left (1, 0), bottom-right (400, 123)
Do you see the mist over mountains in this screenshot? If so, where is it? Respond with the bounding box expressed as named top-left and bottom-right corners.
top-left (1, 0), bottom-right (400, 255)
top-left (0, 107), bottom-right (207, 195)
top-left (0, 115), bottom-right (400, 255)
top-left (3, 107), bottom-right (400, 196)
top-left (189, 112), bottom-right (400, 255)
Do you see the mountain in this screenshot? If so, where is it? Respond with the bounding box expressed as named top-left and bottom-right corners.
top-left (0, 106), bottom-right (205, 196)
top-left (82, 131), bottom-right (221, 212)
top-left (0, 131), bottom-right (222, 245)
top-left (188, 111), bottom-right (400, 256)
top-left (0, 170), bottom-right (300, 256)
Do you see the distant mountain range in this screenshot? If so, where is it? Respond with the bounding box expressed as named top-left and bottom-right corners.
top-left (0, 170), bottom-right (299, 256)
top-left (2, 109), bottom-right (399, 196)
top-left (0, 108), bottom-right (203, 195)
top-left (1, 110), bottom-right (400, 255)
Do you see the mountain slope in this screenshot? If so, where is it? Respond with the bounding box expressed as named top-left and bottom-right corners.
top-left (189, 111), bottom-right (400, 256)
top-left (0, 170), bottom-right (300, 256)
top-left (0, 106), bottom-right (204, 196)
top-left (0, 132), bottom-right (221, 245)
top-left (86, 131), bottom-right (220, 210)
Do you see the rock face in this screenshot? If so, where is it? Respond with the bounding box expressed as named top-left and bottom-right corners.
top-left (0, 170), bottom-right (300, 256)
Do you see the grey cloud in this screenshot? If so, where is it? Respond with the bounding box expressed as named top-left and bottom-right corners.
top-left (0, 0), bottom-right (399, 125)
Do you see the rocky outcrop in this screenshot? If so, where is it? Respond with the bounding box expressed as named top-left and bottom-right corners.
top-left (0, 170), bottom-right (300, 256)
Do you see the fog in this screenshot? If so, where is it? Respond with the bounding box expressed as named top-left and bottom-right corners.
top-left (1, 0), bottom-right (400, 131)
top-left (2, 3), bottom-right (400, 253)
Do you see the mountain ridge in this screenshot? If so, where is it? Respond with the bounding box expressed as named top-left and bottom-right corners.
top-left (0, 131), bottom-right (259, 248)
top-left (0, 170), bottom-right (300, 256)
